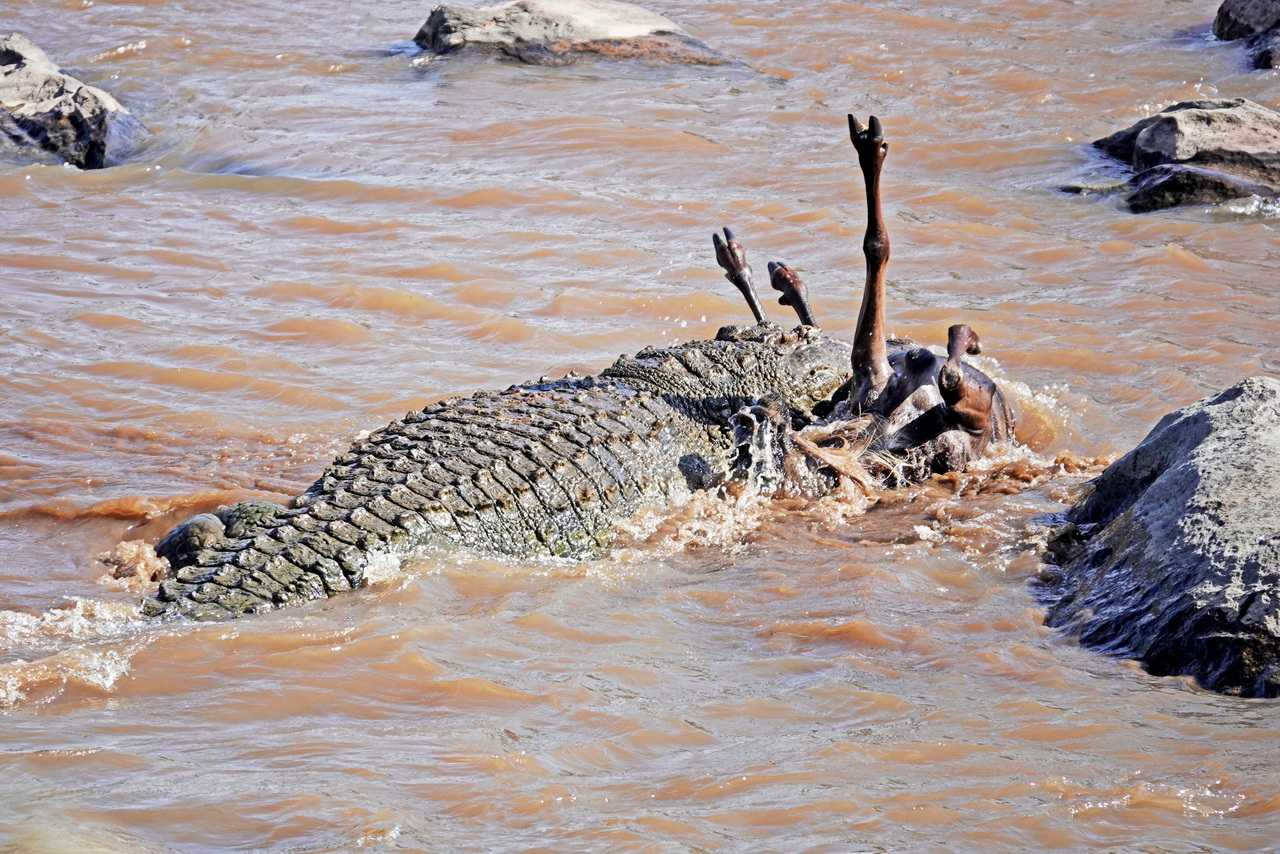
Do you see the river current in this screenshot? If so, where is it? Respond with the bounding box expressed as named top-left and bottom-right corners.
top-left (2, 0), bottom-right (1279, 851)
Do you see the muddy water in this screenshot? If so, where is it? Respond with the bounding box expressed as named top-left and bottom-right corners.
top-left (2, 0), bottom-right (1279, 850)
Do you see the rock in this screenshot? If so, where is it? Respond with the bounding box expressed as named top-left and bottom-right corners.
top-left (1212, 1), bottom-right (1280, 68)
top-left (1125, 163), bottom-right (1280, 213)
top-left (414, 0), bottom-right (728, 66)
top-left (1093, 99), bottom-right (1280, 212)
top-left (1247, 29), bottom-right (1280, 67)
top-left (1213, 0), bottom-right (1280, 41)
top-left (0, 33), bottom-right (148, 169)
top-left (1094, 99), bottom-right (1280, 178)
top-left (1040, 377), bottom-right (1280, 697)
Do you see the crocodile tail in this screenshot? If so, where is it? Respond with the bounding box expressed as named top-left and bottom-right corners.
top-left (141, 378), bottom-right (708, 620)
top-left (141, 508), bottom-right (372, 621)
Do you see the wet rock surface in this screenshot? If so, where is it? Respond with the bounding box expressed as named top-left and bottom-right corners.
top-left (414, 0), bottom-right (728, 66)
top-left (1214, 0), bottom-right (1280, 67)
top-left (1041, 377), bottom-right (1280, 697)
top-left (1246, 28), bottom-right (1280, 68)
top-left (1214, 0), bottom-right (1280, 41)
top-left (1092, 98), bottom-right (1280, 212)
top-left (0, 33), bottom-right (148, 168)
top-left (1124, 162), bottom-right (1279, 213)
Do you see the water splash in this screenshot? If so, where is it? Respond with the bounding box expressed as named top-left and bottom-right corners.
top-left (1218, 194), bottom-right (1280, 220)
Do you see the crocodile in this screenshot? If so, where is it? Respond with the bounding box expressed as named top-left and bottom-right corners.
top-left (142, 116), bottom-right (1014, 621)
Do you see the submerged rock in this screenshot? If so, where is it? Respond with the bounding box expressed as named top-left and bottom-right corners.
top-left (0, 33), bottom-right (148, 169)
top-left (1092, 99), bottom-right (1280, 212)
top-left (1246, 29), bottom-right (1280, 68)
top-left (1040, 377), bottom-right (1280, 697)
top-left (413, 0), bottom-right (728, 66)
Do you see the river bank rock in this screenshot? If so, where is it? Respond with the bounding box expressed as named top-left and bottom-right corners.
top-left (0, 33), bottom-right (148, 169)
top-left (1214, 0), bottom-right (1280, 40)
top-left (1250, 30), bottom-right (1280, 68)
top-left (1214, 0), bottom-right (1280, 68)
top-left (1040, 377), bottom-right (1280, 698)
top-left (413, 0), bottom-right (727, 66)
top-left (1092, 98), bottom-right (1280, 212)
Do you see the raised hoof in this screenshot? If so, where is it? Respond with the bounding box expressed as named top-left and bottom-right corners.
top-left (766, 261), bottom-right (817, 328)
top-left (849, 114), bottom-right (888, 165)
top-left (713, 226), bottom-right (767, 324)
top-left (947, 323), bottom-right (981, 357)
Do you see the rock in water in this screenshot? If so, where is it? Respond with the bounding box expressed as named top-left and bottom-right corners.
top-left (1250, 30), bottom-right (1280, 68)
top-left (414, 0), bottom-right (727, 66)
top-left (1041, 377), bottom-right (1280, 697)
top-left (1125, 163), bottom-right (1279, 214)
top-left (1214, 0), bottom-right (1280, 41)
top-left (1212, 0), bottom-right (1280, 67)
top-left (1092, 98), bottom-right (1280, 212)
top-left (0, 33), bottom-right (148, 168)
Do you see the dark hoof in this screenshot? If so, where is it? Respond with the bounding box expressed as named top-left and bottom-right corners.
top-left (713, 226), bottom-right (767, 324)
top-left (766, 261), bottom-right (817, 327)
top-left (849, 114), bottom-right (888, 163)
top-left (947, 323), bottom-right (982, 357)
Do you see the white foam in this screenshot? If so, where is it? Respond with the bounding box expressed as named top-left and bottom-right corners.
top-left (0, 598), bottom-right (141, 651)
top-left (0, 598), bottom-right (153, 709)
top-left (362, 550), bottom-right (407, 586)
top-left (0, 639), bottom-right (150, 709)
top-left (1219, 194), bottom-right (1280, 219)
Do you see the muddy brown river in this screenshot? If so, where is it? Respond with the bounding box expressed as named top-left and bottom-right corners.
top-left (3, 0), bottom-right (1279, 850)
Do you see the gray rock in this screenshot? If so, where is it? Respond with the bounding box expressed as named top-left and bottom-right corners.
top-left (1041, 377), bottom-right (1280, 697)
top-left (1247, 28), bottom-right (1280, 67)
top-left (1093, 99), bottom-right (1280, 212)
top-left (1214, 0), bottom-right (1280, 41)
top-left (0, 33), bottom-right (148, 169)
top-left (1125, 163), bottom-right (1280, 213)
top-left (1095, 99), bottom-right (1280, 177)
top-left (1212, 1), bottom-right (1280, 69)
top-left (414, 0), bottom-right (727, 66)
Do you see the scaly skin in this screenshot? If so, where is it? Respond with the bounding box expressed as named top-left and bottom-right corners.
top-left (143, 324), bottom-right (854, 621)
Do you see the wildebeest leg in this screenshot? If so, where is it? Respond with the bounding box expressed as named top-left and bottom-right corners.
top-left (849, 115), bottom-right (893, 398)
top-left (938, 323), bottom-right (998, 433)
top-left (713, 227), bottom-right (767, 325)
top-left (766, 261), bottom-right (817, 327)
